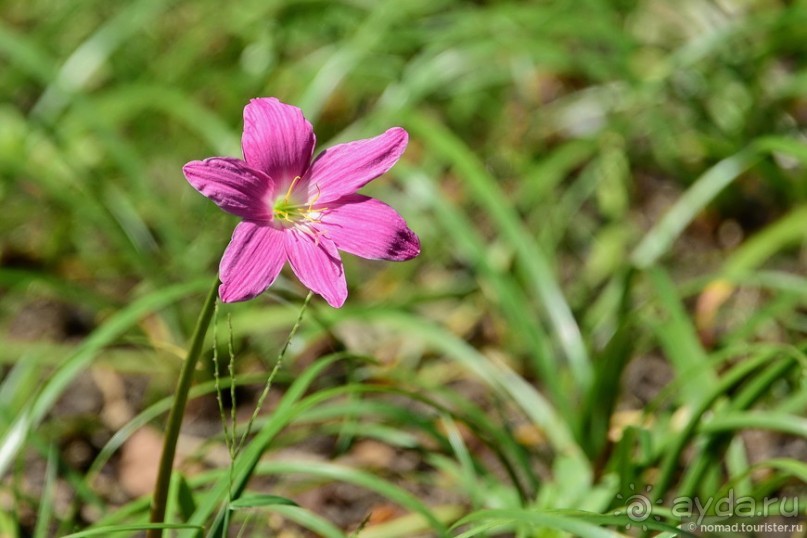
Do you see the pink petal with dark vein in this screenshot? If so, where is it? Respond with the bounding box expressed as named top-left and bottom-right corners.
top-left (318, 194), bottom-right (420, 261)
top-left (219, 221), bottom-right (287, 302)
top-left (242, 98), bottom-right (315, 184)
top-left (284, 229), bottom-right (347, 308)
top-left (183, 158), bottom-right (274, 221)
top-left (306, 127), bottom-right (408, 203)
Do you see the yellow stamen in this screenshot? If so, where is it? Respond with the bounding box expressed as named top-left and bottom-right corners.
top-left (283, 175), bottom-right (302, 203)
top-left (307, 184), bottom-right (322, 210)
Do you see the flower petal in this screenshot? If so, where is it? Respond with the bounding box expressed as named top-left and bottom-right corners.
top-left (183, 157), bottom-right (274, 220)
top-left (306, 127), bottom-right (408, 203)
top-left (319, 194), bottom-right (420, 261)
top-left (219, 222), bottom-right (287, 302)
top-left (242, 97), bottom-right (315, 183)
top-left (285, 229), bottom-right (347, 308)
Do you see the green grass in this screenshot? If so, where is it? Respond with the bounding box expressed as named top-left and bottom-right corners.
top-left (2, 0), bottom-right (807, 536)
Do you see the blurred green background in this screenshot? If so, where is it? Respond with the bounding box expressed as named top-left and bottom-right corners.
top-left (1, 0), bottom-right (807, 536)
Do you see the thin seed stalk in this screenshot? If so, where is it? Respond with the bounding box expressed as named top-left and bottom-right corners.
top-left (211, 303), bottom-right (233, 453)
top-left (147, 278), bottom-right (219, 538)
top-left (234, 291), bottom-right (312, 455)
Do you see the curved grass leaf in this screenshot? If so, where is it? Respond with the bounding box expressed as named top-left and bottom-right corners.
top-left (0, 279), bottom-right (208, 477)
top-left (228, 494), bottom-right (298, 509)
top-left (258, 504), bottom-right (347, 538)
top-left (405, 111), bottom-right (592, 393)
top-left (254, 460), bottom-right (452, 536)
top-left (62, 523), bottom-right (203, 538)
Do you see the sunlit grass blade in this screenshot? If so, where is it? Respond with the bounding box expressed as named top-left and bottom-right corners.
top-left (698, 411), bottom-right (807, 437)
top-left (645, 267), bottom-right (717, 403)
top-left (676, 350), bottom-right (799, 497)
top-left (258, 504), bottom-right (347, 538)
top-left (652, 351), bottom-right (786, 501)
top-left (405, 110), bottom-right (592, 394)
top-left (32, 444), bottom-right (58, 538)
top-left (720, 205), bottom-right (807, 280)
top-left (633, 135), bottom-right (807, 269)
top-left (294, 381), bottom-right (534, 503)
top-left (321, 308), bottom-right (586, 466)
top-left (631, 148), bottom-right (759, 268)
top-left (401, 163), bottom-right (563, 413)
top-left (752, 458), bottom-right (807, 483)
top-left (0, 279), bottom-right (208, 477)
top-left (228, 494), bottom-right (298, 509)
top-left (191, 354), bottom-right (350, 532)
top-left (452, 509), bottom-right (621, 538)
top-left (61, 523), bottom-right (204, 538)
top-left (0, 354), bottom-right (43, 427)
top-left (441, 415), bottom-right (482, 508)
top-left (254, 460), bottom-right (452, 535)
top-left (358, 506), bottom-right (465, 538)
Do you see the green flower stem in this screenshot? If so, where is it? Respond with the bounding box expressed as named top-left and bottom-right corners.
top-left (147, 278), bottom-right (219, 538)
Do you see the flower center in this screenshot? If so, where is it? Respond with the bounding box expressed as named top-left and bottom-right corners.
top-left (272, 176), bottom-right (324, 226)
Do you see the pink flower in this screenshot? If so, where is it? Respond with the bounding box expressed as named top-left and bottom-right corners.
top-left (183, 97), bottom-right (420, 307)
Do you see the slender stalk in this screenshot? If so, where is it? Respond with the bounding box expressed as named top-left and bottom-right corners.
top-left (211, 303), bottom-right (233, 452)
top-left (234, 291), bottom-right (312, 455)
top-left (207, 291), bottom-right (314, 537)
top-left (147, 278), bottom-right (219, 538)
